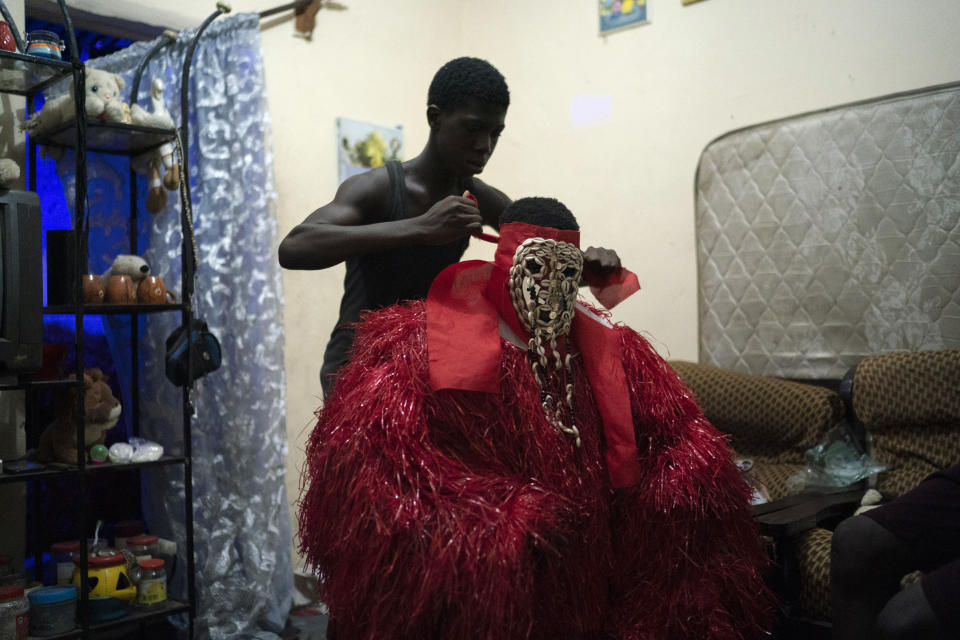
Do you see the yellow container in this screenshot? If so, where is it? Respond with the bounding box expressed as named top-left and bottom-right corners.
top-left (71, 552), bottom-right (136, 603)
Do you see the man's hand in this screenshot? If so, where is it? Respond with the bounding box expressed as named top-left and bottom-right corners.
top-left (413, 193), bottom-right (483, 245)
top-left (581, 246), bottom-right (622, 285)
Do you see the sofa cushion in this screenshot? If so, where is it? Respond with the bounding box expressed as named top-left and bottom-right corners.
top-left (671, 360), bottom-right (845, 464)
top-left (852, 350), bottom-right (960, 498)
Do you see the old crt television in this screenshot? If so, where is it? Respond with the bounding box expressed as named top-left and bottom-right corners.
top-left (0, 189), bottom-right (42, 378)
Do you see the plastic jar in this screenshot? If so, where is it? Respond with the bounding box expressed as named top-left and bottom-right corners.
top-left (25, 30), bottom-right (63, 60)
top-left (113, 521), bottom-right (145, 550)
top-left (48, 541), bottom-right (80, 586)
top-left (0, 584), bottom-right (29, 640)
top-left (125, 535), bottom-right (158, 562)
top-left (27, 585), bottom-right (76, 637)
top-left (135, 559), bottom-right (166, 608)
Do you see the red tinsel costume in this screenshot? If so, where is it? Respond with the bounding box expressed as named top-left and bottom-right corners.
top-left (299, 222), bottom-right (773, 640)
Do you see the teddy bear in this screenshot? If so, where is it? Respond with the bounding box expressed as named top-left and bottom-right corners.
top-left (22, 67), bottom-right (131, 136)
top-left (130, 78), bottom-right (180, 213)
top-left (38, 368), bottom-right (122, 464)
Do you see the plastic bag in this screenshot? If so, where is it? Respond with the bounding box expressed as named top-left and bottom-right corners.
top-left (787, 420), bottom-right (886, 493)
top-left (736, 457), bottom-right (772, 505)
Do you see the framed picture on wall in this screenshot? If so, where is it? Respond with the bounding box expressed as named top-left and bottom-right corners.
top-left (337, 117), bottom-right (403, 185)
top-left (599, 0), bottom-right (648, 34)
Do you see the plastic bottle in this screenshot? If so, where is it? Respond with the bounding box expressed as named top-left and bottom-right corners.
top-left (47, 541), bottom-right (80, 586)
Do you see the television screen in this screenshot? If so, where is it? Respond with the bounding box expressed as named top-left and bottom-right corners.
top-left (0, 189), bottom-right (43, 377)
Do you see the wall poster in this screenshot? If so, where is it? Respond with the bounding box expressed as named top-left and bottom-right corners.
top-left (336, 117), bottom-right (403, 185)
top-left (599, 0), bottom-right (648, 34)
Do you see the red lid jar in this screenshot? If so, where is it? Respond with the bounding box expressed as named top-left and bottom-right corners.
top-left (0, 584), bottom-right (25, 601)
top-left (0, 584), bottom-right (28, 639)
top-left (50, 541), bottom-right (80, 555)
top-left (73, 552), bottom-right (125, 567)
top-left (126, 535), bottom-right (158, 560)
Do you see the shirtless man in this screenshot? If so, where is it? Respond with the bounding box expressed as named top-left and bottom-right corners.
top-left (279, 57), bottom-right (618, 397)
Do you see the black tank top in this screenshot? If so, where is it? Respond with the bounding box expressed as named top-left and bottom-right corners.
top-left (320, 161), bottom-right (471, 396)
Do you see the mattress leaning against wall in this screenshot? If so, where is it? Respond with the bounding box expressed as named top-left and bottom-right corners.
top-left (694, 81), bottom-right (960, 379)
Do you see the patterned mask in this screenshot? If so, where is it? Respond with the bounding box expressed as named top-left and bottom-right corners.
top-left (509, 237), bottom-right (584, 446)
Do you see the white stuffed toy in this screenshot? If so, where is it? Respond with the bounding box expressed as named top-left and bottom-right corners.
top-left (130, 78), bottom-right (180, 213)
top-left (23, 67), bottom-right (131, 136)
top-left (0, 140), bottom-right (25, 189)
top-left (0, 157), bottom-right (20, 188)
top-left (101, 254), bottom-right (150, 289)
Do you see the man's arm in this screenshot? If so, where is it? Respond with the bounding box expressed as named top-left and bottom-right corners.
top-left (278, 169), bottom-right (484, 270)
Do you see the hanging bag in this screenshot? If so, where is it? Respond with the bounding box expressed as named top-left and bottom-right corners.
top-left (163, 111), bottom-right (222, 387)
top-left (165, 317), bottom-right (222, 386)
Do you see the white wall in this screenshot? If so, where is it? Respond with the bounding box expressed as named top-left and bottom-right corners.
top-left (20, 0), bottom-right (960, 569)
top-left (465, 0), bottom-right (960, 361)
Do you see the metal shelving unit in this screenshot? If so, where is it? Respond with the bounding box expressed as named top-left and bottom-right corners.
top-left (0, 2), bottom-right (196, 637)
top-left (0, 49), bottom-right (71, 95)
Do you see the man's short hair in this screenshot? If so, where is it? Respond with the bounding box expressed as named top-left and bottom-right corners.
top-left (428, 57), bottom-right (510, 112)
top-left (500, 197), bottom-right (579, 231)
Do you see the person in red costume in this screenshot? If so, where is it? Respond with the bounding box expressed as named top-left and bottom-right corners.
top-left (298, 197), bottom-right (774, 640)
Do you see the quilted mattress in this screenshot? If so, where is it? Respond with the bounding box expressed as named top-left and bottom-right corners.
top-left (694, 82), bottom-right (960, 378)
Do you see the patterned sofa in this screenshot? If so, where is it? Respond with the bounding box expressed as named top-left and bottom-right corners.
top-left (792, 348), bottom-right (960, 624)
top-left (671, 348), bottom-right (960, 634)
top-left (669, 360), bottom-right (847, 501)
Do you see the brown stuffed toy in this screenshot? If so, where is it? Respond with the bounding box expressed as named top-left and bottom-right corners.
top-left (38, 368), bottom-right (122, 464)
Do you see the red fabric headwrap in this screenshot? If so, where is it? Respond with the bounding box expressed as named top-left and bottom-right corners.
top-left (427, 222), bottom-right (641, 487)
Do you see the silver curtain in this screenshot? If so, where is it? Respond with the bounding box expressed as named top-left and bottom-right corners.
top-left (55, 13), bottom-right (292, 639)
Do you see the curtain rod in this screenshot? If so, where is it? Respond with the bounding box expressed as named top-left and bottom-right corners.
top-left (260, 0), bottom-right (310, 18)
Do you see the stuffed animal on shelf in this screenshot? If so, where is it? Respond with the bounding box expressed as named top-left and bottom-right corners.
top-left (101, 254), bottom-right (150, 287)
top-left (38, 368), bottom-right (122, 464)
top-left (22, 67), bottom-right (132, 136)
top-left (0, 156), bottom-right (20, 188)
top-left (100, 254), bottom-right (151, 303)
top-left (130, 78), bottom-right (180, 214)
